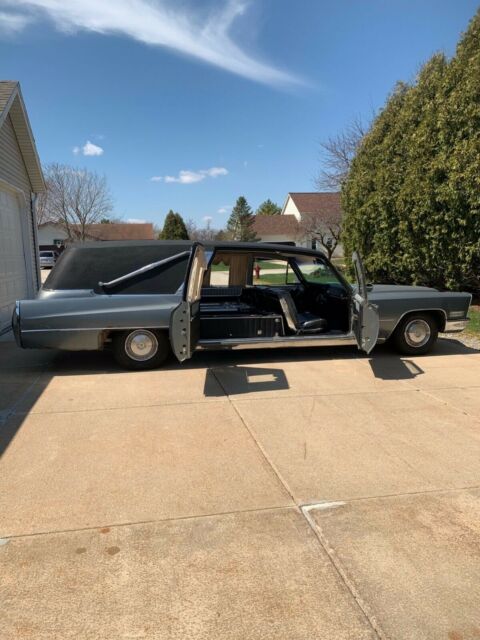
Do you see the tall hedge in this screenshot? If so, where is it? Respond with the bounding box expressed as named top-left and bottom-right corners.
top-left (342, 10), bottom-right (480, 290)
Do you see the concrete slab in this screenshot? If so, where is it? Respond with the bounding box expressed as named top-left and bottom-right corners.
top-left (310, 489), bottom-right (480, 640)
top-left (212, 359), bottom-right (410, 399)
top-left (1, 508), bottom-right (376, 640)
top-left (17, 366), bottom-right (227, 414)
top-left (402, 362), bottom-right (480, 390)
top-left (0, 402), bottom-right (291, 536)
top-left (426, 387), bottom-right (480, 421)
top-left (235, 390), bottom-right (480, 503)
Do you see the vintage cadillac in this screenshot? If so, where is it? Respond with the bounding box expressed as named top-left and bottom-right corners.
top-left (13, 241), bottom-right (471, 369)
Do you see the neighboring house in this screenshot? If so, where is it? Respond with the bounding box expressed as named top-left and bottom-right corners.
top-left (253, 192), bottom-right (343, 256)
top-left (38, 222), bottom-right (155, 250)
top-left (0, 81), bottom-right (45, 333)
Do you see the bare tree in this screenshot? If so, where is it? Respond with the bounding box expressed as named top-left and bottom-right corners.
top-left (299, 208), bottom-right (342, 260)
top-left (185, 218), bottom-right (223, 242)
top-left (41, 163), bottom-right (113, 241)
top-left (316, 117), bottom-right (368, 191)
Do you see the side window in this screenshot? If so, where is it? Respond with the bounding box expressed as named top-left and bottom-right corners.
top-left (294, 258), bottom-right (343, 285)
top-left (209, 259), bottom-right (230, 286)
top-left (252, 258), bottom-right (299, 286)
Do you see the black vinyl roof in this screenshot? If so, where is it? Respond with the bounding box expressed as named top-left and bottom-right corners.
top-left (43, 240), bottom-right (328, 292)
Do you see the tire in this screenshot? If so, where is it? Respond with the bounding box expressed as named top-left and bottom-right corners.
top-left (392, 313), bottom-right (438, 356)
top-left (112, 329), bottom-right (170, 370)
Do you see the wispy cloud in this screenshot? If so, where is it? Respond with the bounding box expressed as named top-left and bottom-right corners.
top-left (126, 218), bottom-right (147, 224)
top-left (4, 0), bottom-right (301, 87)
top-left (218, 205), bottom-right (232, 214)
top-left (0, 10), bottom-right (30, 34)
top-left (151, 167), bottom-right (228, 185)
top-left (73, 140), bottom-right (104, 156)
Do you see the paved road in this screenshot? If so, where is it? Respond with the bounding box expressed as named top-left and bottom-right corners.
top-left (1, 333), bottom-right (480, 639)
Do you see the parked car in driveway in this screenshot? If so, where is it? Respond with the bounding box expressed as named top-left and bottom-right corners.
top-left (14, 241), bottom-right (471, 369)
top-left (39, 250), bottom-right (58, 269)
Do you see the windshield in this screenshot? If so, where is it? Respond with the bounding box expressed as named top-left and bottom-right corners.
top-left (293, 257), bottom-right (344, 286)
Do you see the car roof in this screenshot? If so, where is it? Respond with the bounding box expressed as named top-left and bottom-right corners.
top-left (68, 239), bottom-right (328, 259)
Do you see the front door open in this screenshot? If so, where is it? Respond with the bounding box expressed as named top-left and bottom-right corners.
top-left (351, 251), bottom-right (379, 354)
top-left (170, 243), bottom-right (207, 362)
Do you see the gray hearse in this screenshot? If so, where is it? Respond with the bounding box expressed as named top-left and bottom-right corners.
top-left (13, 241), bottom-right (471, 369)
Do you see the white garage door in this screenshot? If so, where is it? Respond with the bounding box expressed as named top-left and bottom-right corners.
top-left (0, 187), bottom-right (30, 332)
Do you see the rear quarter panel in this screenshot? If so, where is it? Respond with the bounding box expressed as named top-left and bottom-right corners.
top-left (19, 293), bottom-right (180, 350)
top-left (370, 288), bottom-right (472, 340)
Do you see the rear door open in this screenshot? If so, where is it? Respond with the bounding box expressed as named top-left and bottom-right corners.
top-left (170, 243), bottom-right (207, 362)
top-left (351, 251), bottom-right (380, 354)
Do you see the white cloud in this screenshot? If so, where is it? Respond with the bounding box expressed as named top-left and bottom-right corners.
top-left (0, 10), bottom-right (30, 34)
top-left (151, 167), bottom-right (228, 185)
top-left (5, 0), bottom-right (301, 87)
top-left (83, 140), bottom-right (104, 156)
top-left (73, 140), bottom-right (104, 156)
top-left (203, 216), bottom-right (213, 224)
top-left (218, 205), bottom-right (232, 214)
top-left (126, 218), bottom-right (147, 224)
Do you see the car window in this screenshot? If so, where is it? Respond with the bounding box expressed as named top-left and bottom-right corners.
top-left (209, 259), bottom-right (230, 286)
top-left (294, 257), bottom-right (343, 285)
top-left (252, 258), bottom-right (298, 286)
top-left (40, 252), bottom-right (53, 257)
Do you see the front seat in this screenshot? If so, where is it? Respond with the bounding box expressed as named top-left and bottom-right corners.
top-left (277, 291), bottom-right (327, 334)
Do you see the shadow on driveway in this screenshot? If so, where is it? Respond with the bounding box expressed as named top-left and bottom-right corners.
top-left (1, 332), bottom-right (479, 458)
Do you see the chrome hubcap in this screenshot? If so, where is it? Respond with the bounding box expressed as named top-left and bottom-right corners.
top-left (125, 330), bottom-right (158, 361)
top-left (404, 319), bottom-right (431, 348)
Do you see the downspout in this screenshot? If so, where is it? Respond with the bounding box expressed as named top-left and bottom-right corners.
top-left (31, 193), bottom-right (41, 292)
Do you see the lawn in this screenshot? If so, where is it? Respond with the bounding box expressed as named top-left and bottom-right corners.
top-left (466, 305), bottom-right (480, 336)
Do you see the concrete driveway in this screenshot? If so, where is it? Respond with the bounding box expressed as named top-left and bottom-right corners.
top-left (1, 334), bottom-right (480, 639)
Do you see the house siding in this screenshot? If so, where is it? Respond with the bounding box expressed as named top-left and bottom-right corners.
top-left (0, 113), bottom-right (38, 292)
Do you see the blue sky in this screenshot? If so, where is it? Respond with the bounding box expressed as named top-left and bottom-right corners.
top-left (0, 0), bottom-right (478, 229)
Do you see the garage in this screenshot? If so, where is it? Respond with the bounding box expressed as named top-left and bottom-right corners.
top-left (0, 81), bottom-right (44, 333)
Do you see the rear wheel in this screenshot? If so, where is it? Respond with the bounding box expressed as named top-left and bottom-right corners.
top-left (112, 329), bottom-right (170, 370)
top-left (392, 313), bottom-right (438, 355)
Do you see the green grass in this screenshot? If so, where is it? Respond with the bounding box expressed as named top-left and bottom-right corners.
top-left (466, 306), bottom-right (480, 336)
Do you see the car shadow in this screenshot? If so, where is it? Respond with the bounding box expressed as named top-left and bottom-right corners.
top-left (0, 332), bottom-right (478, 458)
top-left (204, 366), bottom-right (289, 397)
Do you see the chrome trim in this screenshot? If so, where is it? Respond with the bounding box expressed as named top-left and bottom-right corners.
top-left (196, 334), bottom-right (356, 351)
top-left (444, 319), bottom-right (469, 332)
top-left (21, 326), bottom-right (168, 333)
top-left (99, 251), bottom-right (191, 289)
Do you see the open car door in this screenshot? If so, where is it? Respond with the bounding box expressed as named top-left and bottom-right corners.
top-left (170, 243), bottom-right (207, 362)
top-left (351, 251), bottom-right (380, 354)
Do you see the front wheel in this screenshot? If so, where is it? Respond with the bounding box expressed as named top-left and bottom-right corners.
top-left (391, 313), bottom-right (438, 355)
top-left (112, 329), bottom-right (170, 370)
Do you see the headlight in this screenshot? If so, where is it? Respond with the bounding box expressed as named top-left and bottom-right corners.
top-left (448, 310), bottom-right (465, 318)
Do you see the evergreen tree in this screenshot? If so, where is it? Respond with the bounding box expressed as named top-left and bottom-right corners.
top-left (342, 9), bottom-right (480, 290)
top-left (227, 196), bottom-right (257, 241)
top-left (256, 199), bottom-right (281, 216)
top-left (159, 210), bottom-right (189, 240)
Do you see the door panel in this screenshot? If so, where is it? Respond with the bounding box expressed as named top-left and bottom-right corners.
top-left (170, 244), bottom-right (207, 362)
top-left (351, 251), bottom-right (379, 354)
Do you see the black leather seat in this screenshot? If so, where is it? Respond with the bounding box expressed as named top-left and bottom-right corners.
top-left (277, 291), bottom-right (327, 334)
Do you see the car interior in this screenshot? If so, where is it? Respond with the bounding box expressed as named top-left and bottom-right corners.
top-left (199, 250), bottom-right (351, 341)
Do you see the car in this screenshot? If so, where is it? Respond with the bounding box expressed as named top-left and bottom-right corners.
top-left (13, 240), bottom-right (471, 370)
top-left (39, 250), bottom-right (58, 269)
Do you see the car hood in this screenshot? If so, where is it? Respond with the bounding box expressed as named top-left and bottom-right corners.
top-left (370, 284), bottom-right (438, 294)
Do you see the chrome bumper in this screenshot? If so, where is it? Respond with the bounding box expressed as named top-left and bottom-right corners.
top-left (444, 319), bottom-right (469, 333)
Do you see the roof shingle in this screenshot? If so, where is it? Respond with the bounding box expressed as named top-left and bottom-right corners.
top-left (288, 192), bottom-right (342, 221)
top-left (253, 214), bottom-right (299, 235)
